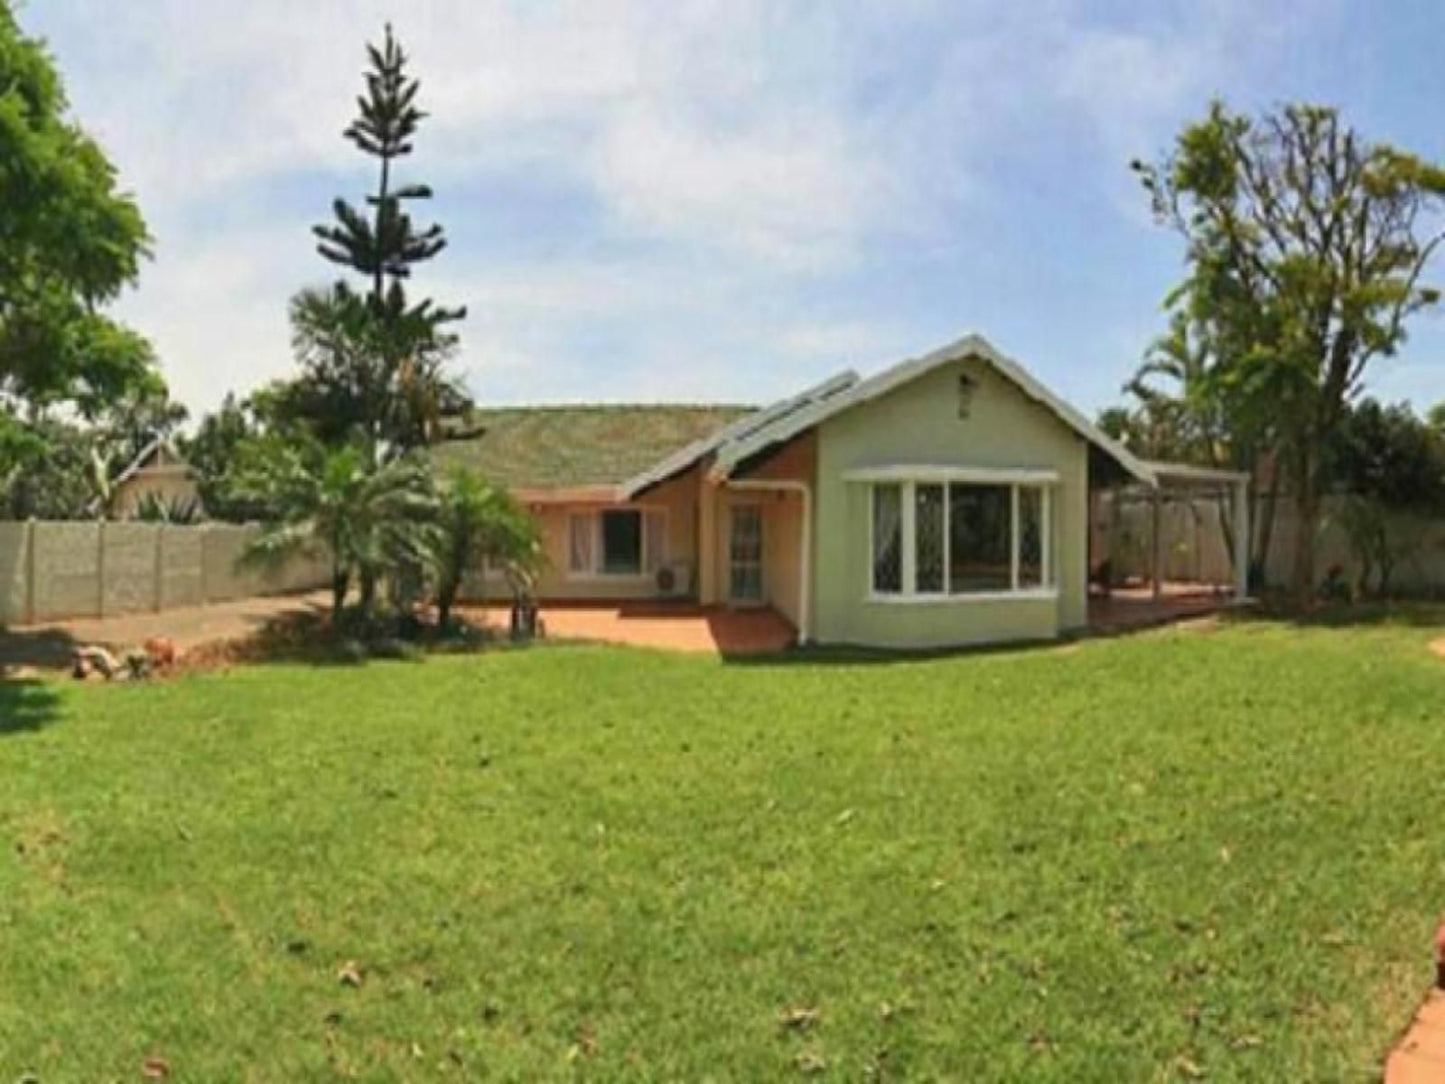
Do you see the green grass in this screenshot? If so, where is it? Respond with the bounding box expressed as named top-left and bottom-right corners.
top-left (3, 614), bottom-right (1445, 1080)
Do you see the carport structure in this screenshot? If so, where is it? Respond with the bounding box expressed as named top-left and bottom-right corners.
top-left (1088, 453), bottom-right (1251, 630)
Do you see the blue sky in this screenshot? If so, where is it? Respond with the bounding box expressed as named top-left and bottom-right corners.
top-left (19, 0), bottom-right (1445, 420)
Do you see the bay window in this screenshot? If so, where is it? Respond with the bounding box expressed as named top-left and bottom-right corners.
top-left (871, 484), bottom-right (903, 594)
top-left (867, 476), bottom-right (1053, 599)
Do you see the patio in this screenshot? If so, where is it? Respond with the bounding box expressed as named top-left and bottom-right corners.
top-left (1087, 582), bottom-right (1244, 634)
top-left (462, 602), bottom-right (798, 657)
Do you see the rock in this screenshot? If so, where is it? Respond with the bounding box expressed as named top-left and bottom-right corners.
top-left (123, 649), bottom-right (153, 681)
top-left (72, 645), bottom-right (120, 681)
top-left (143, 636), bottom-right (178, 669)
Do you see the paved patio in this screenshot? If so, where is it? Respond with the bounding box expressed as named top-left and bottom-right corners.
top-left (1088, 583), bottom-right (1241, 634)
top-left (462, 602), bottom-right (798, 657)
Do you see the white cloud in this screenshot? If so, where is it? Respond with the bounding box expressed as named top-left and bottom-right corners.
top-left (22, 0), bottom-right (1347, 417)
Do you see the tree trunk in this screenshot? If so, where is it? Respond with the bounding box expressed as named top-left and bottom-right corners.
top-left (1254, 469), bottom-right (1280, 588)
top-left (1289, 448), bottom-right (1321, 609)
top-left (358, 567), bottom-right (377, 621)
top-left (437, 576), bottom-right (457, 632)
top-left (1376, 530), bottom-right (1395, 598)
top-left (330, 568), bottom-right (349, 622)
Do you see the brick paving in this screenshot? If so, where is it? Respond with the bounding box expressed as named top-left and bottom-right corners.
top-left (1386, 990), bottom-right (1445, 1082)
top-left (462, 602), bottom-right (797, 656)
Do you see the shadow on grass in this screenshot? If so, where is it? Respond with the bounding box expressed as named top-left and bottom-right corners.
top-left (0, 679), bottom-right (61, 736)
top-left (721, 635), bottom-right (1066, 668)
top-left (180, 609), bottom-right (514, 673)
top-left (0, 625), bottom-right (80, 671)
top-left (1227, 598), bottom-right (1445, 631)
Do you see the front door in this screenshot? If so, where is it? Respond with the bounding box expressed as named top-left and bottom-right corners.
top-left (728, 505), bottom-right (763, 604)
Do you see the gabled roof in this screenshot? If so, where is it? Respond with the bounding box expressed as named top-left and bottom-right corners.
top-left (430, 404), bottom-right (754, 491)
top-left (618, 371), bottom-right (859, 499)
top-left (113, 437), bottom-right (191, 488)
top-left (706, 334), bottom-right (1155, 486)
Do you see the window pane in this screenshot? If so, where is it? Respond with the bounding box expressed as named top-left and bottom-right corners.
top-left (601, 510), bottom-right (642, 574)
top-left (872, 484), bottom-right (902, 593)
top-left (915, 483), bottom-right (945, 593)
top-left (948, 484), bottom-right (1011, 592)
top-left (729, 506), bottom-right (763, 600)
top-left (1019, 487), bottom-right (1043, 587)
top-left (569, 513), bottom-right (592, 573)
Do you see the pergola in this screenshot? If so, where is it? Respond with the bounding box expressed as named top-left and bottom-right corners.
top-left (1134, 460), bottom-right (1252, 601)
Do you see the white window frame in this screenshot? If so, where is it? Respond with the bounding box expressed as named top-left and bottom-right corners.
top-left (865, 477), bottom-right (1055, 603)
top-left (566, 506), bottom-right (668, 581)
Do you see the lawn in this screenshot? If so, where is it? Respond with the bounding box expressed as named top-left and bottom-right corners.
top-left (2, 615), bottom-right (1444, 1080)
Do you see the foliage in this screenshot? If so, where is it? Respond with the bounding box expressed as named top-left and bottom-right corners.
top-left (285, 281), bottom-right (464, 454)
top-left (0, 3), bottom-right (155, 414)
top-left (231, 437), bottom-right (438, 620)
top-left (430, 467), bottom-right (544, 629)
top-left (181, 390), bottom-right (300, 523)
top-left (1135, 102), bottom-right (1445, 604)
top-left (1323, 398), bottom-right (1445, 596)
top-left (0, 410), bottom-right (89, 518)
top-left (130, 491), bottom-right (203, 525)
top-left (289, 24), bottom-right (466, 460)
top-left (6, 617), bottom-right (1445, 1077)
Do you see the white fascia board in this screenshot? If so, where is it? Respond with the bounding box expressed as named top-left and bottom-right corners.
top-left (709, 333), bottom-right (1157, 487)
top-left (1141, 460), bottom-right (1251, 485)
top-left (618, 369), bottom-right (858, 499)
top-left (841, 465), bottom-right (1061, 485)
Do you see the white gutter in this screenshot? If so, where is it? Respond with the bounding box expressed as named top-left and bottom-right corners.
top-left (725, 478), bottom-right (812, 646)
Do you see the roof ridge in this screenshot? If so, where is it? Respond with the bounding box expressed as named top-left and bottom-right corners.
top-left (467, 402), bottom-right (756, 414)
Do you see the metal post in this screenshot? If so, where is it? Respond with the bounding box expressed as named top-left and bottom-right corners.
top-left (24, 518), bottom-right (36, 624)
top-left (1233, 477), bottom-right (1250, 599)
top-left (1151, 488), bottom-right (1163, 602)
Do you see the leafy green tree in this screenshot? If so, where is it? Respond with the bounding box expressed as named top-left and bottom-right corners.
top-left (1135, 103), bottom-right (1445, 604)
top-left (181, 391), bottom-right (301, 522)
top-left (1107, 311), bottom-right (1284, 581)
top-left (430, 468), bottom-right (543, 630)
top-left (0, 3), bottom-right (155, 415)
top-left (1324, 399), bottom-right (1445, 596)
top-left (0, 411), bottom-right (89, 518)
top-left (232, 438), bottom-right (438, 622)
top-left (293, 24), bottom-right (466, 459)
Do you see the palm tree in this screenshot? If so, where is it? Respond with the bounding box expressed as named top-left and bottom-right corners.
top-left (431, 467), bottom-right (542, 631)
top-left (233, 437), bottom-right (438, 622)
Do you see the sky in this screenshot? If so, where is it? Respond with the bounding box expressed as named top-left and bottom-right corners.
top-left (18, 0), bottom-right (1445, 423)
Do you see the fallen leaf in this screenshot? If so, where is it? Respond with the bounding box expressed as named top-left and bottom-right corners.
top-left (576, 1021), bottom-right (598, 1056)
top-left (142, 1056), bottom-right (171, 1079)
top-left (779, 1006), bottom-right (822, 1032)
top-left (794, 1050), bottom-right (828, 1074)
top-left (1175, 1054), bottom-right (1206, 1079)
top-left (337, 961), bottom-right (363, 987)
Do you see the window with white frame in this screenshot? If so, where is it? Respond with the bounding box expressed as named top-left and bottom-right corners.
top-left (568, 508), bottom-right (666, 577)
top-left (870, 479), bottom-right (1052, 598)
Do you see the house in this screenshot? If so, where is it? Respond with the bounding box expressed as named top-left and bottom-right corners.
top-left (433, 334), bottom-right (1250, 649)
top-left (110, 438), bottom-right (202, 520)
